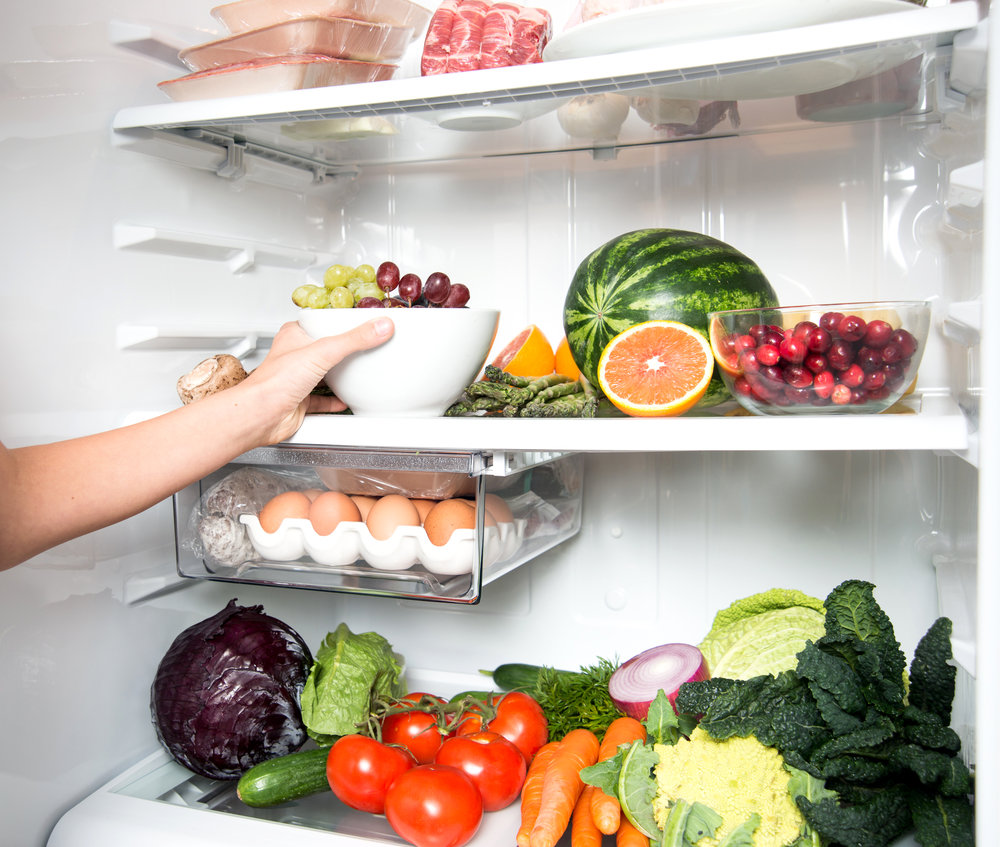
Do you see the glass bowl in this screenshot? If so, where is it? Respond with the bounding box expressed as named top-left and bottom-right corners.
top-left (707, 301), bottom-right (930, 415)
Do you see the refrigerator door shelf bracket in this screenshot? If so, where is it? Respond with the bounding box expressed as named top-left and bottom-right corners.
top-left (116, 325), bottom-right (275, 356)
top-left (112, 223), bottom-right (329, 274)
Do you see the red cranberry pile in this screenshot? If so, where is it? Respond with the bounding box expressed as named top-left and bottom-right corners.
top-left (370, 261), bottom-right (470, 308)
top-left (723, 310), bottom-right (920, 409)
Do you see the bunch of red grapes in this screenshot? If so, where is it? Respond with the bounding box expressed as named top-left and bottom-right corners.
top-left (364, 261), bottom-right (471, 309)
top-left (725, 310), bottom-right (920, 408)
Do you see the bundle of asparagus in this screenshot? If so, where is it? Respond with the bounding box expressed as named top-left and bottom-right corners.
top-left (446, 366), bottom-right (598, 417)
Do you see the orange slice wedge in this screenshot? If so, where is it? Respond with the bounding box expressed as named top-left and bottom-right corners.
top-left (597, 320), bottom-right (714, 417)
top-left (554, 336), bottom-right (582, 380)
top-left (490, 324), bottom-right (555, 378)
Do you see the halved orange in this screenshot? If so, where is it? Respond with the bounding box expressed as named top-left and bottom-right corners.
top-left (554, 337), bottom-right (582, 380)
top-left (597, 320), bottom-right (714, 417)
top-left (490, 324), bottom-right (555, 378)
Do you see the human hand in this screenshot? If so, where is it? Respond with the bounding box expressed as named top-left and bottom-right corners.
top-left (237, 317), bottom-right (394, 446)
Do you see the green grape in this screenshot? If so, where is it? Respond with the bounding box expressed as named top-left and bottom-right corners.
top-left (323, 264), bottom-right (353, 289)
top-left (329, 286), bottom-right (354, 309)
top-left (356, 282), bottom-right (386, 301)
top-left (346, 275), bottom-right (368, 295)
top-left (292, 284), bottom-right (321, 307)
top-left (305, 288), bottom-right (331, 309)
top-left (355, 263), bottom-right (376, 284)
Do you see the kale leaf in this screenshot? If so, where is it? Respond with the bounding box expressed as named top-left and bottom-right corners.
top-left (677, 579), bottom-right (974, 847)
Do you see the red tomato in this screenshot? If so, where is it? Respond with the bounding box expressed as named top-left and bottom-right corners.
top-left (326, 734), bottom-right (415, 814)
top-left (382, 692), bottom-right (448, 764)
top-left (385, 764), bottom-right (483, 847)
top-left (435, 730), bottom-right (527, 811)
top-left (457, 692), bottom-right (548, 763)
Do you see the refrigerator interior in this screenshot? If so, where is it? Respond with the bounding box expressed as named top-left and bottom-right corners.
top-left (0, 0), bottom-right (991, 845)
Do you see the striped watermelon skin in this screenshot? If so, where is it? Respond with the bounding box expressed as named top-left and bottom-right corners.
top-left (563, 229), bottom-right (779, 406)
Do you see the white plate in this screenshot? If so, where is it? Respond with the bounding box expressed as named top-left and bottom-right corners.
top-left (543, 0), bottom-right (921, 62)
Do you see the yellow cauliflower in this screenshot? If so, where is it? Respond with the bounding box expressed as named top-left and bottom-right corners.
top-left (653, 728), bottom-right (805, 846)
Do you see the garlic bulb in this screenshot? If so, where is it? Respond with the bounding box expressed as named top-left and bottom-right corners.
top-left (557, 93), bottom-right (631, 141)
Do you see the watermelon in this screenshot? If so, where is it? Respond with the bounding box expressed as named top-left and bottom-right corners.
top-left (563, 228), bottom-right (779, 407)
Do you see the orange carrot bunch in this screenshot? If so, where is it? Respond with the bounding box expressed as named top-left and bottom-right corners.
top-left (520, 718), bottom-right (650, 847)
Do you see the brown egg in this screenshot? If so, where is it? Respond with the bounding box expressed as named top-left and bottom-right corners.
top-left (350, 495), bottom-right (378, 521)
top-left (484, 493), bottom-right (514, 524)
top-left (309, 490), bottom-right (363, 536)
top-left (423, 498), bottom-right (477, 547)
top-left (259, 490), bottom-right (312, 533)
top-left (366, 494), bottom-right (421, 541)
top-left (410, 499), bottom-right (437, 524)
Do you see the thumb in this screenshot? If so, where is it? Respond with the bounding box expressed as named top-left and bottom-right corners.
top-left (307, 316), bottom-right (395, 371)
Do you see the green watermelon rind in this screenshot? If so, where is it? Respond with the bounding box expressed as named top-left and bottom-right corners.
top-left (563, 229), bottom-right (780, 408)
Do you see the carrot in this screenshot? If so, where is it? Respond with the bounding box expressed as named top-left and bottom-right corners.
top-left (616, 815), bottom-right (650, 847)
top-left (591, 717), bottom-right (647, 835)
top-left (571, 785), bottom-right (603, 847)
top-left (517, 741), bottom-right (561, 847)
top-left (529, 728), bottom-right (601, 847)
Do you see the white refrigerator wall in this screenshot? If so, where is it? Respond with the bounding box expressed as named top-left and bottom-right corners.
top-left (0, 2), bottom-right (985, 847)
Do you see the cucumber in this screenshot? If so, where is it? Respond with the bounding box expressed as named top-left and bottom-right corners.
top-left (491, 662), bottom-right (544, 692)
top-left (236, 746), bottom-right (332, 808)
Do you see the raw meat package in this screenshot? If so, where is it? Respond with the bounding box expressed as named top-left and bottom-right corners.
top-left (212, 0), bottom-right (432, 35)
top-left (420, 0), bottom-right (552, 75)
top-left (179, 16), bottom-right (414, 70)
top-left (158, 54), bottom-right (397, 101)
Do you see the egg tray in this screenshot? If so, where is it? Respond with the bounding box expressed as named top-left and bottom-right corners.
top-left (239, 515), bottom-right (526, 575)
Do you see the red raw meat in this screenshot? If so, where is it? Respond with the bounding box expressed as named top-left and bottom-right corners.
top-left (447, 0), bottom-right (489, 72)
top-left (421, 0), bottom-right (459, 76)
top-left (421, 0), bottom-right (551, 75)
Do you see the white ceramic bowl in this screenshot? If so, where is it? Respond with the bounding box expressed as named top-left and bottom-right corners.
top-left (298, 307), bottom-right (500, 417)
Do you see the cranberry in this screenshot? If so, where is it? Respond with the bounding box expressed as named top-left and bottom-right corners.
top-left (827, 339), bottom-right (855, 371)
top-left (882, 362), bottom-right (905, 387)
top-left (850, 387), bottom-right (869, 405)
top-left (891, 329), bottom-right (918, 358)
top-left (881, 342), bottom-right (904, 365)
top-left (836, 314), bottom-right (867, 342)
top-left (856, 346), bottom-right (883, 372)
top-left (733, 334), bottom-right (756, 354)
top-left (813, 370), bottom-right (835, 399)
top-left (757, 344), bottom-right (780, 367)
top-left (804, 353), bottom-right (828, 374)
top-left (759, 365), bottom-right (785, 386)
top-left (841, 364), bottom-right (865, 388)
top-left (783, 364), bottom-right (813, 388)
top-left (863, 319), bottom-right (894, 348)
top-left (863, 370), bottom-right (887, 391)
top-left (831, 383), bottom-right (852, 405)
top-left (867, 385), bottom-right (891, 402)
top-left (778, 335), bottom-right (807, 365)
top-left (762, 329), bottom-right (785, 347)
top-left (748, 324), bottom-right (771, 345)
top-left (793, 320), bottom-right (819, 342)
top-left (820, 311), bottom-right (844, 332)
top-left (785, 386), bottom-right (812, 404)
top-left (806, 327), bottom-right (832, 353)
top-left (733, 376), bottom-right (754, 397)
top-left (739, 349), bottom-right (761, 374)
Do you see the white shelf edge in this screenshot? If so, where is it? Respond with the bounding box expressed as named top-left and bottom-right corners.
top-left (113, 223), bottom-right (328, 273)
top-left (116, 324), bottom-right (275, 354)
top-left (286, 392), bottom-right (970, 454)
top-left (111, 2), bottom-right (980, 131)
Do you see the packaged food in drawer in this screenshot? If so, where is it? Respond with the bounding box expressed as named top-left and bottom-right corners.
top-left (211, 0), bottom-right (433, 36)
top-left (175, 450), bottom-right (582, 603)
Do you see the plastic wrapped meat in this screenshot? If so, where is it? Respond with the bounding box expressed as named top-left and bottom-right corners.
top-left (421, 0), bottom-right (551, 75)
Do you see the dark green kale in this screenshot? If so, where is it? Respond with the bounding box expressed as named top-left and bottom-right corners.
top-left (674, 579), bottom-right (974, 847)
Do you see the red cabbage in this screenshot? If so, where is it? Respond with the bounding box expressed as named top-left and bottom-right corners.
top-left (150, 599), bottom-right (313, 779)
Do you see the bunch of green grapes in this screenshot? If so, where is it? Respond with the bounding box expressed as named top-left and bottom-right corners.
top-left (292, 263), bottom-right (385, 310)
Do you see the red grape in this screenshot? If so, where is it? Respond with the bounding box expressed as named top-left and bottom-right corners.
top-left (398, 273), bottom-right (422, 305)
top-left (423, 271), bottom-right (452, 305)
top-left (356, 297), bottom-right (384, 308)
top-left (376, 261), bottom-right (401, 293)
top-left (443, 283), bottom-right (470, 308)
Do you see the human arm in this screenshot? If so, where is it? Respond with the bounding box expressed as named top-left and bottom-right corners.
top-left (0, 317), bottom-right (393, 571)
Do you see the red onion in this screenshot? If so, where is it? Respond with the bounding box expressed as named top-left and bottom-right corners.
top-left (608, 643), bottom-right (710, 720)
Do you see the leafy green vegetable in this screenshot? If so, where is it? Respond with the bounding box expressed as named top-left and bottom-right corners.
top-left (530, 657), bottom-right (622, 740)
top-left (698, 588), bottom-right (826, 680)
top-left (676, 580), bottom-right (974, 847)
top-left (717, 813), bottom-right (760, 847)
top-left (660, 800), bottom-right (724, 847)
top-left (299, 623), bottom-right (404, 744)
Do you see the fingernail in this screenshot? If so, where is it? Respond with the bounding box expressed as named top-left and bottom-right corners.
top-left (373, 318), bottom-right (393, 337)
